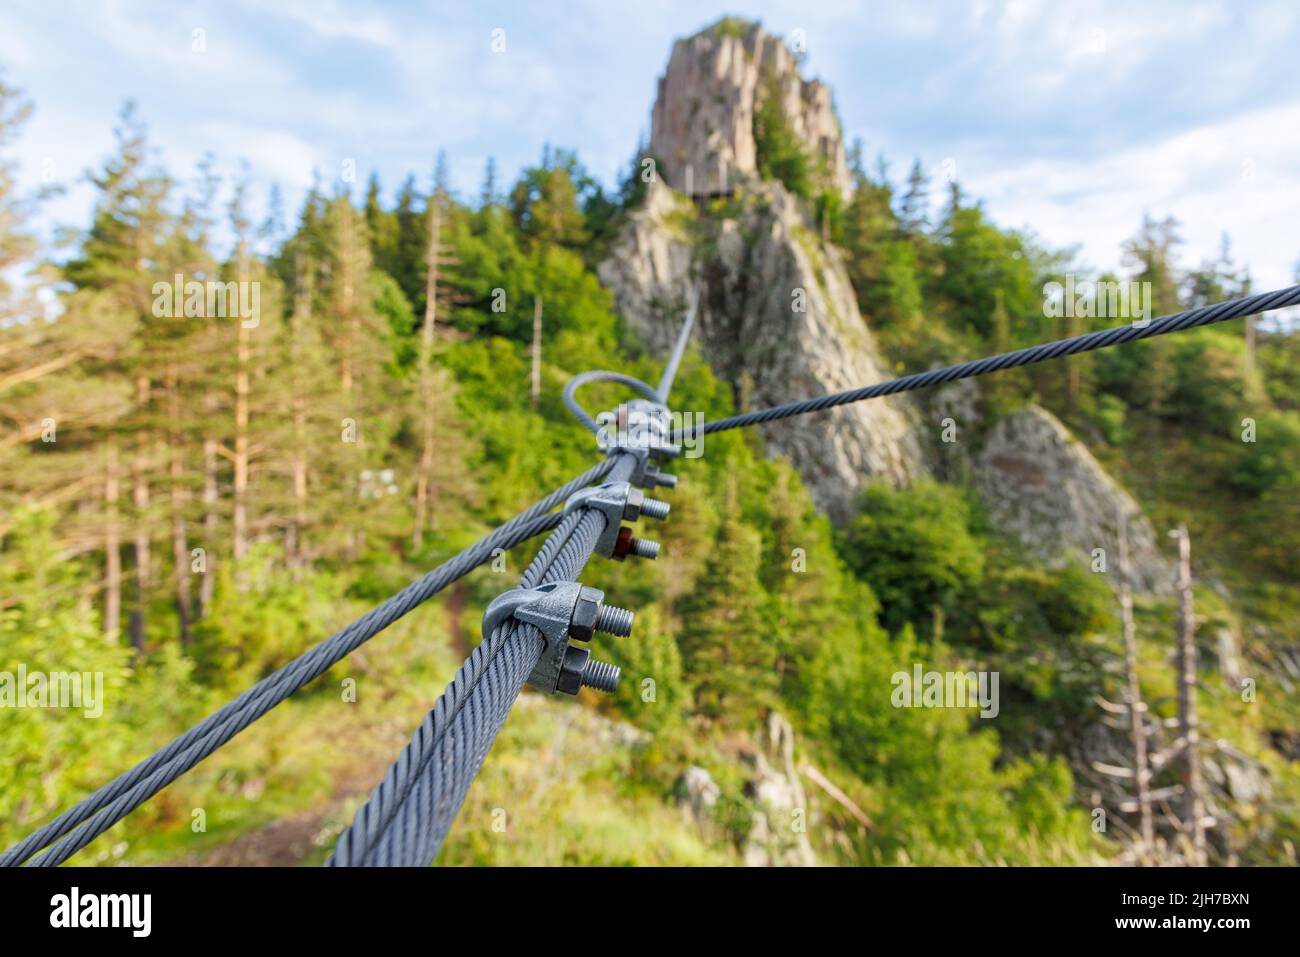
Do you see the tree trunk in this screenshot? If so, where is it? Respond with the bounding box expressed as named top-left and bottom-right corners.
top-left (1173, 524), bottom-right (1207, 866)
top-left (1118, 512), bottom-right (1154, 860)
top-left (167, 367), bottom-right (192, 645)
top-left (104, 438), bottom-right (122, 640)
top-left (232, 245), bottom-right (250, 565)
top-left (288, 252), bottom-right (313, 568)
top-left (339, 210), bottom-right (357, 396)
top-left (412, 197), bottom-right (442, 551)
top-left (232, 329), bottom-right (249, 562)
top-left (531, 295), bottom-right (542, 410)
top-left (129, 375), bottom-right (151, 651)
top-left (199, 391), bottom-right (218, 617)
top-left (1244, 314), bottom-right (1256, 386)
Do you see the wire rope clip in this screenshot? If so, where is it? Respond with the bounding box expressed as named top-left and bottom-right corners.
top-left (598, 398), bottom-right (681, 489)
top-left (564, 481), bottom-right (669, 561)
top-left (482, 581), bottom-right (631, 695)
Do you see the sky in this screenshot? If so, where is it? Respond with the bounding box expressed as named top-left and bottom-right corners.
top-left (2, 0), bottom-right (1299, 289)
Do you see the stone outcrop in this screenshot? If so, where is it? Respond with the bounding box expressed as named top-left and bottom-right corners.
top-left (607, 17), bottom-right (1165, 561)
top-left (650, 19), bottom-right (851, 199)
top-left (604, 18), bottom-right (923, 519)
top-left (600, 176), bottom-right (926, 519)
top-left (676, 713), bottom-right (816, 867)
top-left (974, 405), bottom-right (1173, 593)
top-left (740, 712), bottom-right (816, 867)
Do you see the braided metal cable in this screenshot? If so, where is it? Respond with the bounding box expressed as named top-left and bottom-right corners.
top-left (692, 285), bottom-right (1300, 436)
top-left (4, 458), bottom-right (616, 868)
top-left (330, 462), bottom-right (629, 867)
top-left (562, 369), bottom-right (662, 433)
top-left (326, 509), bottom-right (589, 867)
top-left (656, 288), bottom-right (698, 402)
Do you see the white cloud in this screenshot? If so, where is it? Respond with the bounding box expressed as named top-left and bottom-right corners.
top-left (279, 1), bottom-right (401, 49)
top-left (969, 100), bottom-right (1300, 287)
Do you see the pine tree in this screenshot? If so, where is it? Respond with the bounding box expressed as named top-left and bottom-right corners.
top-left (1122, 214), bottom-right (1183, 418)
top-left (677, 470), bottom-right (776, 725)
top-left (63, 102), bottom-right (175, 647)
top-left (897, 158), bottom-right (930, 237)
top-left (274, 193), bottom-right (337, 567)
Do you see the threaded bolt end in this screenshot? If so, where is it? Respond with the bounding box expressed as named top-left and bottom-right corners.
top-left (631, 538), bottom-right (660, 560)
top-left (655, 472), bottom-right (678, 489)
top-left (581, 659), bottom-right (620, 694)
top-left (594, 604), bottom-right (634, 637)
top-left (641, 497), bottom-right (671, 521)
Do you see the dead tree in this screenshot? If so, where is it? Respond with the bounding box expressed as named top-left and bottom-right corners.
top-left (1171, 524), bottom-right (1208, 866)
top-left (531, 296), bottom-right (542, 410)
top-left (1118, 512), bottom-right (1155, 859)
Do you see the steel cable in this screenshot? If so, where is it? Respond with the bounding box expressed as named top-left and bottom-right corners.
top-left (562, 369), bottom-right (662, 433)
top-left (690, 285), bottom-right (1300, 436)
top-left (4, 458), bottom-right (615, 867)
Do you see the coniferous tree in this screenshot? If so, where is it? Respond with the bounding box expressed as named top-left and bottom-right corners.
top-left (897, 158), bottom-right (930, 237)
top-left (1122, 214), bottom-right (1183, 417)
top-left (63, 103), bottom-right (175, 647)
top-left (677, 470), bottom-right (777, 725)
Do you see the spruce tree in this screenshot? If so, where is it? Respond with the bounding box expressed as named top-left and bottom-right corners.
top-left (676, 471), bottom-right (776, 725)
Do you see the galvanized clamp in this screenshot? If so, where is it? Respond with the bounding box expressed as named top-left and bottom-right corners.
top-left (597, 399), bottom-right (681, 489)
top-left (564, 481), bottom-right (670, 561)
top-left (482, 582), bottom-right (631, 695)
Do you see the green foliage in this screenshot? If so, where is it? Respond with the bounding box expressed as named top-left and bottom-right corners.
top-left (509, 149), bottom-right (591, 250)
top-left (838, 481), bottom-right (986, 635)
top-left (804, 622), bottom-right (1098, 864)
top-left (676, 471), bottom-right (777, 725)
top-left (0, 509), bottom-right (199, 849)
top-left (753, 71), bottom-right (812, 201)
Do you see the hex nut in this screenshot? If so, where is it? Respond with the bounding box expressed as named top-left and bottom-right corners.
top-left (569, 585), bottom-right (603, 641)
top-left (611, 525), bottom-right (635, 561)
top-left (624, 486), bottom-right (645, 520)
top-left (557, 644), bottom-right (591, 695)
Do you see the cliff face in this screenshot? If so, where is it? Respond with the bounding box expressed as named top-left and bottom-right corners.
top-left (650, 20), bottom-right (852, 200)
top-left (975, 406), bottom-right (1174, 593)
top-left (599, 176), bottom-right (927, 519)
top-left (603, 20), bottom-right (925, 519)
top-left (603, 19), bottom-right (1169, 588)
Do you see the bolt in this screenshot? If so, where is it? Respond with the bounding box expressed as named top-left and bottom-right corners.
top-left (568, 584), bottom-right (605, 641)
top-left (581, 659), bottom-right (620, 694)
top-left (594, 604), bottom-right (634, 637)
top-left (640, 497), bottom-right (670, 520)
top-left (612, 526), bottom-right (659, 561)
top-left (630, 537), bottom-right (661, 560)
top-left (557, 644), bottom-right (590, 695)
top-left (654, 471), bottom-right (678, 489)
top-left (624, 486), bottom-right (646, 520)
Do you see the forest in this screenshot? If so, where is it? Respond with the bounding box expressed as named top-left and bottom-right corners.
top-left (1, 59), bottom-right (1298, 866)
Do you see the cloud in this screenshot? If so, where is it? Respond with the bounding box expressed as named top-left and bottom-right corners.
top-left (967, 100), bottom-right (1300, 287)
top-left (1, 0), bottom-right (1297, 291)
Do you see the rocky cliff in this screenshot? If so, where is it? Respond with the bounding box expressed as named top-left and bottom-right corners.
top-left (603, 19), bottom-right (1170, 587)
top-left (603, 20), bottom-right (926, 517)
top-left (600, 176), bottom-right (927, 519)
top-left (650, 19), bottom-right (852, 199)
top-left (975, 405), bottom-right (1174, 593)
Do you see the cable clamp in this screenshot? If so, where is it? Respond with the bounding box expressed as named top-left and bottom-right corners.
top-left (563, 481), bottom-right (669, 560)
top-left (482, 582), bottom-right (631, 695)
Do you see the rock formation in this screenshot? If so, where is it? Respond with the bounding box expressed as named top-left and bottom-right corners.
top-left (603, 18), bottom-right (1168, 581)
top-left (650, 19), bottom-right (851, 199)
top-left (600, 176), bottom-right (926, 518)
top-left (974, 405), bottom-right (1173, 593)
